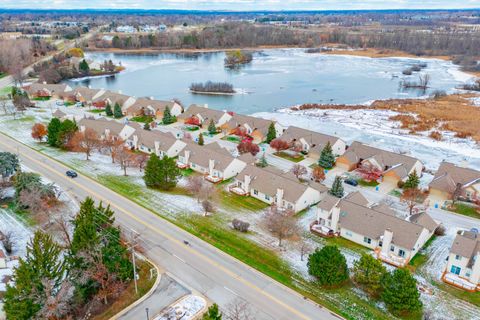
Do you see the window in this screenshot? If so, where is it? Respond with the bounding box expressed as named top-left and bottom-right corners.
top-left (253, 189), bottom-right (258, 195)
top-left (466, 271), bottom-right (471, 277)
top-left (399, 249), bottom-right (405, 258)
top-left (265, 195), bottom-right (270, 201)
top-left (455, 255), bottom-right (461, 260)
top-left (363, 237), bottom-right (371, 244)
top-left (191, 164), bottom-right (196, 168)
top-left (345, 231), bottom-right (352, 237)
top-left (450, 265), bottom-right (461, 275)
top-left (379, 241), bottom-right (383, 247)
top-left (390, 245), bottom-right (395, 252)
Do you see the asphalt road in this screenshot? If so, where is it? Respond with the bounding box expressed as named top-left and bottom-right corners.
top-left (0, 133), bottom-right (340, 320)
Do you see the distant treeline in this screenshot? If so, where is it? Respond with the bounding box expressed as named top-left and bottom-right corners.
top-left (190, 81), bottom-right (235, 94)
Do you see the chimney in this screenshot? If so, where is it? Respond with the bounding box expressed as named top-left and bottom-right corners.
top-left (244, 175), bottom-right (251, 193)
top-left (133, 134), bottom-right (139, 149)
top-left (154, 141), bottom-right (161, 156)
top-left (209, 159), bottom-right (215, 177)
top-left (330, 206), bottom-right (341, 233)
top-left (276, 188), bottom-right (284, 206)
top-left (381, 229), bottom-right (393, 255)
top-left (204, 104), bottom-right (208, 108)
top-left (43, 81), bottom-right (47, 84)
top-left (184, 150), bottom-right (191, 164)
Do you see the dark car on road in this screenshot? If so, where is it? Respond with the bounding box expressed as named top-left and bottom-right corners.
top-left (66, 170), bottom-right (78, 178)
top-left (344, 178), bottom-right (358, 187)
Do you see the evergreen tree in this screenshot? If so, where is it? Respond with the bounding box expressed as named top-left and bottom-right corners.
top-left (144, 122), bottom-right (150, 131)
top-left (47, 117), bottom-right (62, 147)
top-left (307, 246), bottom-right (349, 287)
top-left (318, 142), bottom-right (335, 169)
top-left (257, 153), bottom-right (268, 168)
top-left (105, 103), bottom-right (113, 117)
top-left (113, 103), bottom-right (123, 118)
top-left (198, 133), bottom-right (204, 146)
top-left (162, 106), bottom-right (175, 124)
top-left (13, 171), bottom-right (42, 198)
top-left (0, 152), bottom-right (19, 180)
top-left (353, 253), bottom-right (387, 297)
top-left (381, 269), bottom-right (422, 315)
top-left (4, 231), bottom-right (66, 320)
top-left (266, 122), bottom-right (277, 143)
top-left (202, 303), bottom-right (222, 320)
top-left (143, 154), bottom-right (180, 190)
top-left (208, 119), bottom-right (216, 134)
top-left (79, 59), bottom-right (90, 74)
top-left (329, 176), bottom-right (344, 198)
top-left (57, 119), bottom-right (78, 148)
top-left (403, 171), bottom-right (420, 190)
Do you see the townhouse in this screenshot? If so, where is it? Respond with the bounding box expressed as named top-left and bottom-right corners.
top-left (231, 165), bottom-right (328, 213)
top-left (222, 114), bottom-right (283, 143)
top-left (429, 162), bottom-right (480, 204)
top-left (443, 230), bottom-right (480, 291)
top-left (177, 104), bottom-right (232, 127)
top-left (92, 90), bottom-right (136, 110)
top-left (125, 98), bottom-right (183, 119)
top-left (314, 191), bottom-right (438, 267)
top-left (127, 129), bottom-right (187, 158)
top-left (177, 142), bottom-right (247, 182)
top-left (72, 87), bottom-right (106, 105)
top-left (24, 82), bottom-right (73, 99)
top-left (280, 125), bottom-right (346, 157)
top-left (78, 118), bottom-right (136, 141)
top-left (336, 141), bottom-right (423, 185)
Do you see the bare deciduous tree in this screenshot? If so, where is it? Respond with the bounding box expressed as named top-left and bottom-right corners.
top-left (290, 164), bottom-right (307, 180)
top-left (202, 199), bottom-right (215, 216)
top-left (186, 176), bottom-right (205, 202)
top-left (225, 299), bottom-right (256, 320)
top-left (263, 205), bottom-right (300, 247)
top-left (68, 128), bottom-right (101, 160)
top-left (0, 230), bottom-right (15, 254)
top-left (116, 148), bottom-right (134, 176)
top-left (101, 137), bottom-right (125, 163)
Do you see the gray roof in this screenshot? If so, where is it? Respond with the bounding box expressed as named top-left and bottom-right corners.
top-left (429, 162), bottom-right (480, 194)
top-left (136, 129), bottom-right (179, 153)
top-left (344, 191), bottom-right (369, 207)
top-left (52, 109), bottom-right (66, 118)
top-left (225, 114), bottom-right (273, 136)
top-left (337, 195), bottom-right (435, 249)
top-left (78, 118), bottom-right (125, 137)
top-left (317, 194), bottom-right (341, 212)
top-left (280, 126), bottom-right (342, 154)
top-left (342, 141), bottom-right (421, 179)
top-left (450, 231), bottom-right (480, 264)
top-left (126, 98), bottom-right (175, 115)
top-left (73, 87), bottom-right (103, 101)
top-left (178, 104), bottom-right (226, 123)
top-left (409, 212), bottom-right (439, 233)
top-left (185, 141), bottom-right (237, 171)
top-left (25, 82), bottom-right (69, 95)
top-left (93, 90), bottom-right (133, 105)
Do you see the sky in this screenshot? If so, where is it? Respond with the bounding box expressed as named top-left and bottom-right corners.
top-left (0, 0), bottom-right (479, 11)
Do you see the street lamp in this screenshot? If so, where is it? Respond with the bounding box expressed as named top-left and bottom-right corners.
top-left (145, 307), bottom-right (149, 320)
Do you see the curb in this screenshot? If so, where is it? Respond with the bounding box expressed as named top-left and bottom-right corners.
top-left (109, 253), bottom-right (161, 320)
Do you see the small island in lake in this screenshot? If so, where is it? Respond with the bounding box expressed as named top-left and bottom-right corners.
top-left (190, 81), bottom-right (236, 95)
top-left (224, 50), bottom-right (253, 68)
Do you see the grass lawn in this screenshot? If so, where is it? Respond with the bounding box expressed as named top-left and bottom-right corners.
top-left (33, 96), bottom-right (51, 101)
top-left (185, 126), bottom-right (200, 132)
top-left (434, 282), bottom-right (480, 307)
top-left (274, 151), bottom-right (305, 163)
top-left (358, 179), bottom-right (379, 187)
top-left (88, 108), bottom-right (106, 114)
top-left (323, 236), bottom-right (369, 254)
top-left (92, 259), bottom-right (157, 320)
top-left (130, 115), bottom-right (154, 123)
top-left (0, 86), bottom-right (12, 96)
top-left (451, 203), bottom-right (480, 219)
top-left (218, 190), bottom-right (269, 212)
top-left (408, 236), bottom-right (436, 272)
top-left (222, 135), bottom-right (241, 143)
top-left (6, 115), bottom-right (36, 123)
top-left (179, 168), bottom-right (195, 177)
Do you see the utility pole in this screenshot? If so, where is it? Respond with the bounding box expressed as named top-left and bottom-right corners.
top-left (130, 229), bottom-right (140, 295)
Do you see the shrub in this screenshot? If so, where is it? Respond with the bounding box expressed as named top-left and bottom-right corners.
top-left (434, 224), bottom-right (446, 236)
top-left (232, 219), bottom-right (250, 232)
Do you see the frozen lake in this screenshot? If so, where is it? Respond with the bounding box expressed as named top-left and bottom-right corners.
top-left (66, 48), bottom-right (472, 114)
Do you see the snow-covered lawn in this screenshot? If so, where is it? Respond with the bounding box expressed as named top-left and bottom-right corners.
top-left (154, 295), bottom-right (206, 320)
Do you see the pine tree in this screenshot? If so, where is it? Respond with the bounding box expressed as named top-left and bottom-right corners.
top-left (57, 119), bottom-right (78, 148)
top-left (0, 152), bottom-right (19, 180)
top-left (266, 122), bottom-right (277, 143)
top-left (105, 103), bottom-right (113, 116)
top-left (329, 176), bottom-right (344, 198)
top-left (307, 246), bottom-right (349, 287)
top-left (202, 303), bottom-right (222, 320)
top-left (198, 133), bottom-right (204, 146)
top-left (162, 106), bottom-right (174, 124)
top-left (144, 154), bottom-right (180, 190)
top-left (79, 59), bottom-right (90, 74)
top-left (113, 103), bottom-right (123, 118)
top-left (257, 153), bottom-right (268, 167)
top-left (47, 117), bottom-right (62, 147)
top-left (208, 119), bottom-right (216, 134)
top-left (4, 231), bottom-right (66, 320)
top-left (381, 269), bottom-right (422, 315)
top-left (403, 171), bottom-right (420, 190)
top-left (353, 253), bottom-right (387, 297)
top-left (144, 122), bottom-right (150, 131)
top-left (318, 142), bottom-right (335, 169)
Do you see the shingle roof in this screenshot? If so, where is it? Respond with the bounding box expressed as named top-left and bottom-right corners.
top-left (78, 118), bottom-right (125, 137)
top-left (450, 231), bottom-right (480, 261)
top-left (342, 141), bottom-right (421, 179)
top-left (280, 126), bottom-right (341, 154)
top-left (409, 212), bottom-right (439, 233)
top-left (178, 104), bottom-right (226, 123)
top-left (185, 141), bottom-right (237, 171)
top-left (337, 195), bottom-right (435, 249)
top-left (73, 87), bottom-right (104, 101)
top-left (344, 191), bottom-right (369, 207)
top-left (52, 109), bottom-right (66, 118)
top-left (25, 82), bottom-right (69, 94)
top-left (135, 129), bottom-right (178, 152)
top-left (126, 98), bottom-right (175, 115)
top-left (317, 194), bottom-right (341, 212)
top-left (225, 114), bottom-right (273, 135)
top-left (429, 162), bottom-right (480, 194)
top-left (93, 90), bottom-right (133, 106)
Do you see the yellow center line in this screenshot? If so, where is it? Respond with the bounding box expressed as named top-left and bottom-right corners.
top-left (0, 136), bottom-right (314, 320)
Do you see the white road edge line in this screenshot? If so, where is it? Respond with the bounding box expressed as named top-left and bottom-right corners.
top-left (173, 254), bottom-right (186, 263)
top-left (224, 286), bottom-right (238, 296)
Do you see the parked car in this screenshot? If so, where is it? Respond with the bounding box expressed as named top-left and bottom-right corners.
top-left (344, 178), bottom-right (358, 187)
top-left (75, 102), bottom-right (83, 108)
top-left (66, 170), bottom-right (78, 178)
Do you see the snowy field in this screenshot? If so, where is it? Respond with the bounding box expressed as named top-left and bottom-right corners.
top-left (154, 295), bottom-right (206, 320)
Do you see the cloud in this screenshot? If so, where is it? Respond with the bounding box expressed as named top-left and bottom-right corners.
top-left (1, 0), bottom-right (479, 10)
